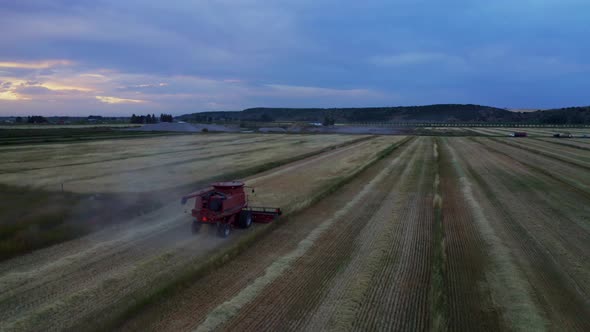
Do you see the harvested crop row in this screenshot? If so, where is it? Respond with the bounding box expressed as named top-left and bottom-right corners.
top-left (534, 138), bottom-right (590, 151)
top-left (351, 137), bottom-right (435, 331)
top-left (571, 138), bottom-right (590, 145)
top-left (463, 128), bottom-right (511, 136)
top-left (0, 135), bottom-right (277, 172)
top-left (450, 138), bottom-right (590, 330)
top-left (117, 137), bottom-right (421, 332)
top-left (473, 138), bottom-right (590, 195)
top-left (0, 136), bottom-right (401, 331)
top-left (438, 138), bottom-right (501, 331)
top-left (215, 138), bottom-right (436, 332)
top-left (303, 140), bottom-right (425, 331)
top-left (220, 139), bottom-right (430, 332)
top-left (483, 127), bottom-right (590, 136)
top-left (0, 134), bottom-right (364, 192)
top-left (489, 137), bottom-right (590, 167)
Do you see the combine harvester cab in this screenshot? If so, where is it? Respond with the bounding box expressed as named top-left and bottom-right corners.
top-left (181, 181), bottom-right (281, 238)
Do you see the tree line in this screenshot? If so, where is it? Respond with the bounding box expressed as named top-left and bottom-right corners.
top-left (15, 116), bottom-right (48, 124)
top-left (130, 113), bottom-right (174, 124)
top-left (180, 105), bottom-right (590, 125)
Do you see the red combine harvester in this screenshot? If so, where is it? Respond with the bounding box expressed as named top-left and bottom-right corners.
top-left (181, 181), bottom-right (282, 237)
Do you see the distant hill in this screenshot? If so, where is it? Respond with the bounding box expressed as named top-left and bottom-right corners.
top-left (178, 104), bottom-right (590, 124)
top-left (528, 106), bottom-right (590, 124)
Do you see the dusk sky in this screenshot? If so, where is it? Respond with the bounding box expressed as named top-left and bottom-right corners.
top-left (1, 0), bottom-right (589, 116)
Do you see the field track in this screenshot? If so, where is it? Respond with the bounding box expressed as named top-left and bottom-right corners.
top-left (473, 138), bottom-right (590, 195)
top-left (118, 137), bottom-right (590, 332)
top-left (450, 138), bottom-right (590, 330)
top-left (0, 135), bottom-right (404, 331)
top-left (1, 135), bottom-right (589, 331)
top-left (534, 138), bottom-right (590, 151)
top-left (0, 134), bottom-right (364, 192)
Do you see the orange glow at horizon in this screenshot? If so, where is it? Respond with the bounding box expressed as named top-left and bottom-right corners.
top-left (0, 60), bottom-right (73, 69)
top-left (42, 82), bottom-right (93, 92)
top-left (95, 96), bottom-right (145, 104)
top-left (0, 90), bottom-right (30, 101)
top-left (0, 76), bottom-right (94, 102)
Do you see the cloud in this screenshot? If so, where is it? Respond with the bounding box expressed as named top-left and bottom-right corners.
top-left (0, 90), bottom-right (30, 101)
top-left (95, 96), bottom-right (145, 104)
top-left (263, 84), bottom-right (382, 98)
top-left (80, 73), bottom-right (106, 78)
top-left (368, 52), bottom-right (465, 67)
top-left (41, 82), bottom-right (93, 92)
top-left (123, 82), bottom-right (168, 89)
top-left (15, 86), bottom-right (55, 95)
top-left (2, 1), bottom-right (590, 113)
top-left (0, 60), bottom-right (72, 69)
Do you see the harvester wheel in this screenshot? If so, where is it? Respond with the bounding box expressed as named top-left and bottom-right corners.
top-left (238, 211), bottom-right (253, 229)
top-left (217, 223), bottom-right (231, 238)
top-left (191, 220), bottom-right (201, 234)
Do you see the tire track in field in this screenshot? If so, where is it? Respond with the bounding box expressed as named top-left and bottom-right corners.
top-left (0, 137), bottom-right (382, 331)
top-left (41, 136), bottom-right (373, 187)
top-left (0, 136), bottom-right (279, 173)
top-left (487, 137), bottom-right (590, 170)
top-left (1, 136), bottom-right (376, 277)
top-left (116, 137), bottom-right (417, 332)
top-left (353, 137), bottom-right (435, 331)
top-left (440, 139), bottom-right (516, 331)
top-left (534, 138), bottom-right (590, 151)
top-left (571, 138), bottom-right (590, 145)
top-left (192, 139), bottom-right (418, 332)
top-left (473, 138), bottom-right (590, 196)
top-left (512, 137), bottom-right (590, 163)
top-left (348, 138), bottom-right (432, 331)
top-left (226, 139), bottom-right (425, 332)
top-left (520, 138), bottom-right (590, 162)
top-left (299, 138), bottom-right (425, 332)
top-left (452, 138), bottom-right (590, 330)
top-left (465, 139), bottom-right (590, 296)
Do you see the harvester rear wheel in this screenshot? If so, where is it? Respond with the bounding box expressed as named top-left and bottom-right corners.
top-left (217, 222), bottom-right (231, 238)
top-left (191, 220), bottom-right (201, 234)
top-left (238, 211), bottom-right (253, 229)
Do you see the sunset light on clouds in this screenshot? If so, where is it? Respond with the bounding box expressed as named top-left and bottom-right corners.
top-left (1, 1), bottom-right (589, 116)
top-left (95, 96), bottom-right (144, 104)
top-left (0, 60), bottom-right (72, 69)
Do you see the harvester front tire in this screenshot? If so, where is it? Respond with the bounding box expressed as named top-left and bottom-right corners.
top-left (217, 223), bottom-right (231, 238)
top-left (238, 211), bottom-right (253, 229)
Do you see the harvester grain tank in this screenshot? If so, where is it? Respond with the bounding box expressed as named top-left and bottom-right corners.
top-left (181, 181), bottom-right (281, 237)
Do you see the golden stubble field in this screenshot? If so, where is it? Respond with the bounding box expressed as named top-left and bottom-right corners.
top-left (0, 133), bottom-right (407, 331)
top-left (0, 133), bottom-right (367, 193)
top-left (0, 133), bottom-right (589, 332)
